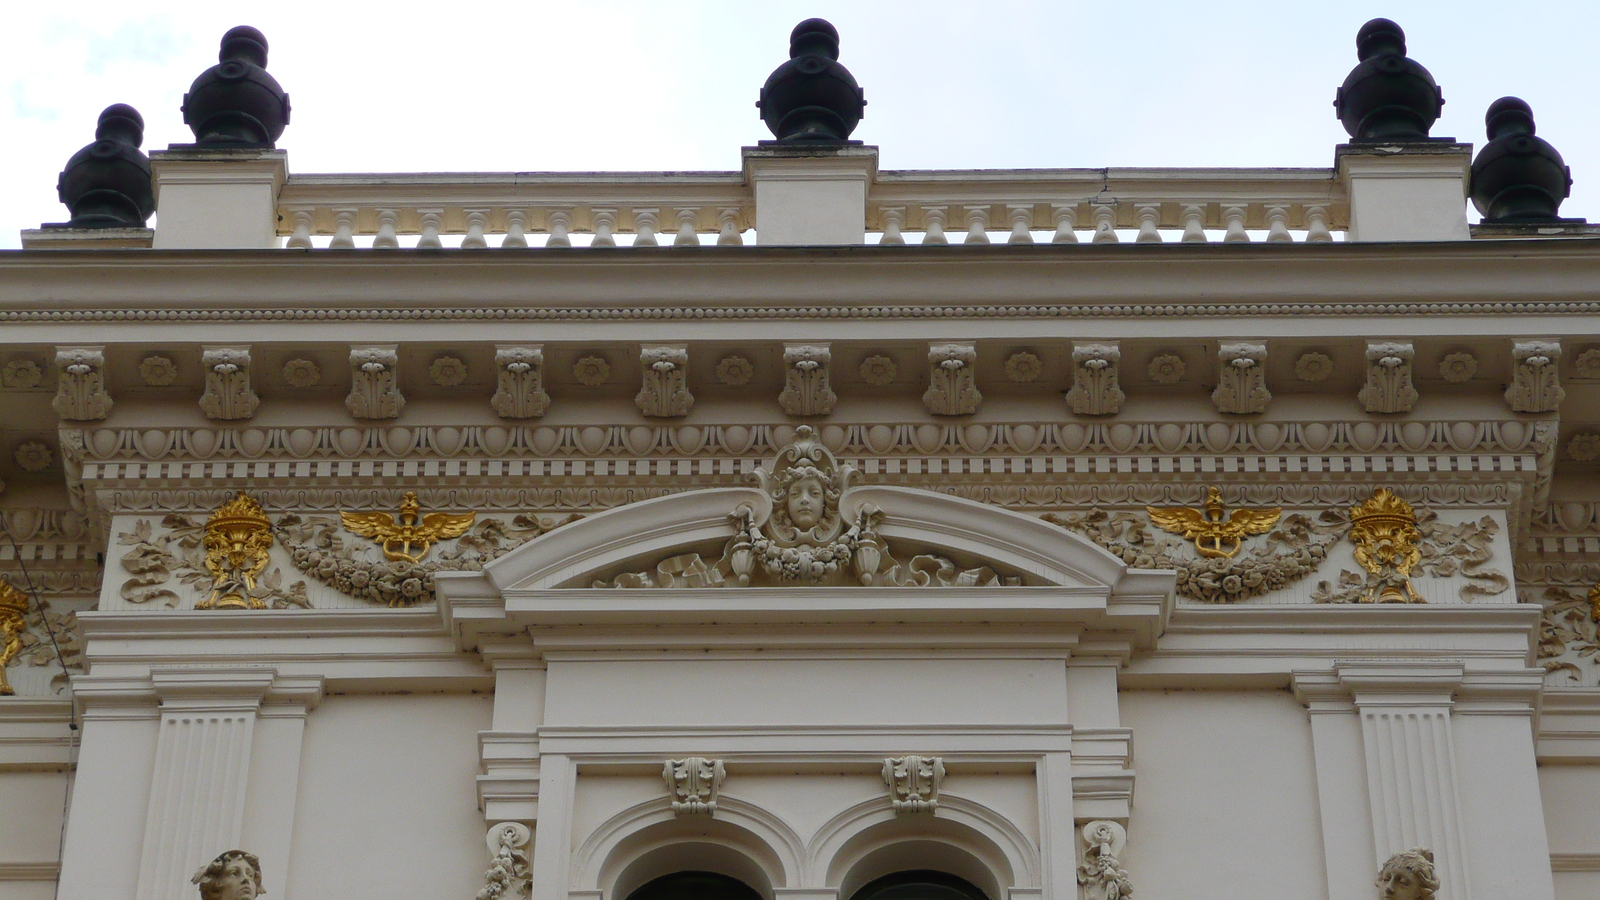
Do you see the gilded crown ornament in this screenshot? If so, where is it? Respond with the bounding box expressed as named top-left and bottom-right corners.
top-left (201, 492), bottom-right (274, 610)
top-left (1146, 487), bottom-right (1282, 559)
top-left (341, 492), bottom-right (476, 564)
top-left (0, 581), bottom-right (29, 695)
top-left (1348, 488), bottom-right (1423, 603)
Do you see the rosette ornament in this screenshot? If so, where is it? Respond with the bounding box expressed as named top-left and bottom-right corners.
top-left (1470, 97), bottom-right (1575, 223)
top-left (54, 104), bottom-right (154, 228)
top-left (1334, 18), bottom-right (1443, 142)
top-left (181, 26), bottom-right (290, 146)
top-left (758, 18), bottom-right (866, 143)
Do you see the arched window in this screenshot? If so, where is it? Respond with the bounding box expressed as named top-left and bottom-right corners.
top-left (626, 871), bottom-right (765, 900)
top-left (849, 870), bottom-right (991, 900)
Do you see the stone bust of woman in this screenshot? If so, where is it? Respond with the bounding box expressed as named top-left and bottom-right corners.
top-left (192, 850), bottom-right (263, 900)
top-left (1377, 848), bottom-right (1438, 900)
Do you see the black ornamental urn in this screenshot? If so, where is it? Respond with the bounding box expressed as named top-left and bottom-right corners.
top-left (181, 26), bottom-right (290, 147)
top-left (55, 104), bottom-right (154, 228)
top-left (1334, 18), bottom-right (1443, 142)
top-left (1470, 97), bottom-right (1574, 222)
top-left (758, 18), bottom-right (866, 143)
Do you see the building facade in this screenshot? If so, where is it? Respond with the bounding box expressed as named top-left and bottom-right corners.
top-left (2, 16), bottom-right (1599, 900)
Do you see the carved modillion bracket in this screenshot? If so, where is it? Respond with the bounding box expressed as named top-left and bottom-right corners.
top-left (346, 345), bottom-right (404, 419)
top-left (924, 342), bottom-right (980, 415)
top-left (199, 345), bottom-right (260, 420)
top-left (52, 345), bottom-right (112, 421)
top-left (636, 344), bottom-right (693, 418)
top-left (883, 755), bottom-right (944, 813)
top-left (779, 342), bottom-right (836, 416)
top-left (1357, 341), bottom-right (1418, 414)
top-left (1065, 342), bottom-right (1125, 416)
top-left (663, 757), bottom-right (723, 816)
top-left (490, 345), bottom-right (551, 419)
top-left (1507, 340), bottom-right (1564, 413)
top-left (1212, 342), bottom-right (1270, 415)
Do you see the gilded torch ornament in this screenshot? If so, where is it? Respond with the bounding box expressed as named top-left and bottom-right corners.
top-left (1146, 486), bottom-right (1281, 559)
top-left (1348, 488), bottom-right (1424, 603)
top-left (201, 492), bottom-right (274, 610)
top-left (0, 580), bottom-right (28, 695)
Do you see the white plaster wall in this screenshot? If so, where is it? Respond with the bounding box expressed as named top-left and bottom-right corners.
top-left (1539, 765), bottom-right (1600, 900)
top-left (0, 772), bottom-right (68, 864)
top-left (284, 693), bottom-right (491, 900)
top-left (1120, 690), bottom-right (1326, 900)
top-left (544, 658), bottom-right (1067, 727)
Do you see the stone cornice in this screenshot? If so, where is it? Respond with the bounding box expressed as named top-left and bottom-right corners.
top-left (3, 242), bottom-right (1600, 334)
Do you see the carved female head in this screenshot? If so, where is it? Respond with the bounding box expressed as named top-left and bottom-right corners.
top-left (1376, 848), bottom-right (1438, 900)
top-left (193, 850), bottom-right (263, 900)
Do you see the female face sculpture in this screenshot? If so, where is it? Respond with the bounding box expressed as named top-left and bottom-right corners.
top-left (214, 858), bottom-right (259, 900)
top-left (1376, 849), bottom-right (1437, 900)
top-left (786, 475), bottom-right (825, 531)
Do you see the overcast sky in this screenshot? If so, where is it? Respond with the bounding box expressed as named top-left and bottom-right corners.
top-left (4, 1), bottom-right (1598, 247)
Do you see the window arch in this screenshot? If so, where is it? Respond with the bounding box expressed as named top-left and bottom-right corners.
top-left (849, 870), bottom-right (991, 900)
top-left (626, 871), bottom-right (765, 900)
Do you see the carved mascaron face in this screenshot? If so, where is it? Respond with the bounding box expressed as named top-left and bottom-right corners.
top-left (786, 475), bottom-right (825, 532)
top-left (1378, 867), bottom-right (1421, 900)
top-left (214, 859), bottom-right (259, 900)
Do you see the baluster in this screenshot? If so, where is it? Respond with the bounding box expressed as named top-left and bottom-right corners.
top-left (1135, 205), bottom-right (1162, 243)
top-left (633, 208), bottom-right (660, 247)
top-left (879, 207), bottom-right (906, 245)
top-left (674, 208), bottom-right (699, 247)
top-left (591, 209), bottom-right (618, 248)
top-left (1006, 205), bottom-right (1034, 244)
top-left (921, 206), bottom-right (948, 245)
top-left (374, 208), bottom-right (400, 249)
top-left (1180, 204), bottom-right (1208, 243)
top-left (717, 208), bottom-right (743, 246)
top-left (417, 209), bottom-right (444, 249)
top-left (502, 210), bottom-right (529, 248)
top-left (545, 209), bottom-right (572, 248)
top-left (286, 210), bottom-right (313, 249)
top-left (1265, 206), bottom-right (1292, 242)
top-left (1091, 204), bottom-right (1118, 243)
top-left (963, 206), bottom-right (991, 244)
top-left (1222, 206), bottom-right (1250, 243)
top-left (1051, 204), bottom-right (1079, 244)
top-left (1305, 205), bottom-right (1333, 242)
top-left (461, 209), bottom-right (490, 249)
top-left (330, 208), bottom-right (357, 250)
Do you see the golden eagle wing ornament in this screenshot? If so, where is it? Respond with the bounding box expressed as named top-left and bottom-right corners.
top-left (340, 510), bottom-right (399, 540)
top-left (1144, 505), bottom-right (1208, 538)
top-left (420, 511), bottom-right (476, 540)
top-left (1225, 507), bottom-right (1282, 537)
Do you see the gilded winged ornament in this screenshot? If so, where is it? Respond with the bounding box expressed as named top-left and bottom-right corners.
top-left (340, 491), bottom-right (476, 563)
top-left (1146, 487), bottom-right (1282, 559)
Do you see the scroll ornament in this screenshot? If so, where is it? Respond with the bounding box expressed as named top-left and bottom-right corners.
top-left (52, 347), bottom-right (113, 421)
top-left (598, 426), bottom-right (1018, 588)
top-left (491, 346), bottom-right (551, 419)
top-left (1357, 341), bottom-right (1418, 414)
top-left (1505, 340), bottom-right (1564, 413)
top-left (346, 346), bottom-right (404, 419)
top-left (1212, 342), bottom-right (1269, 415)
